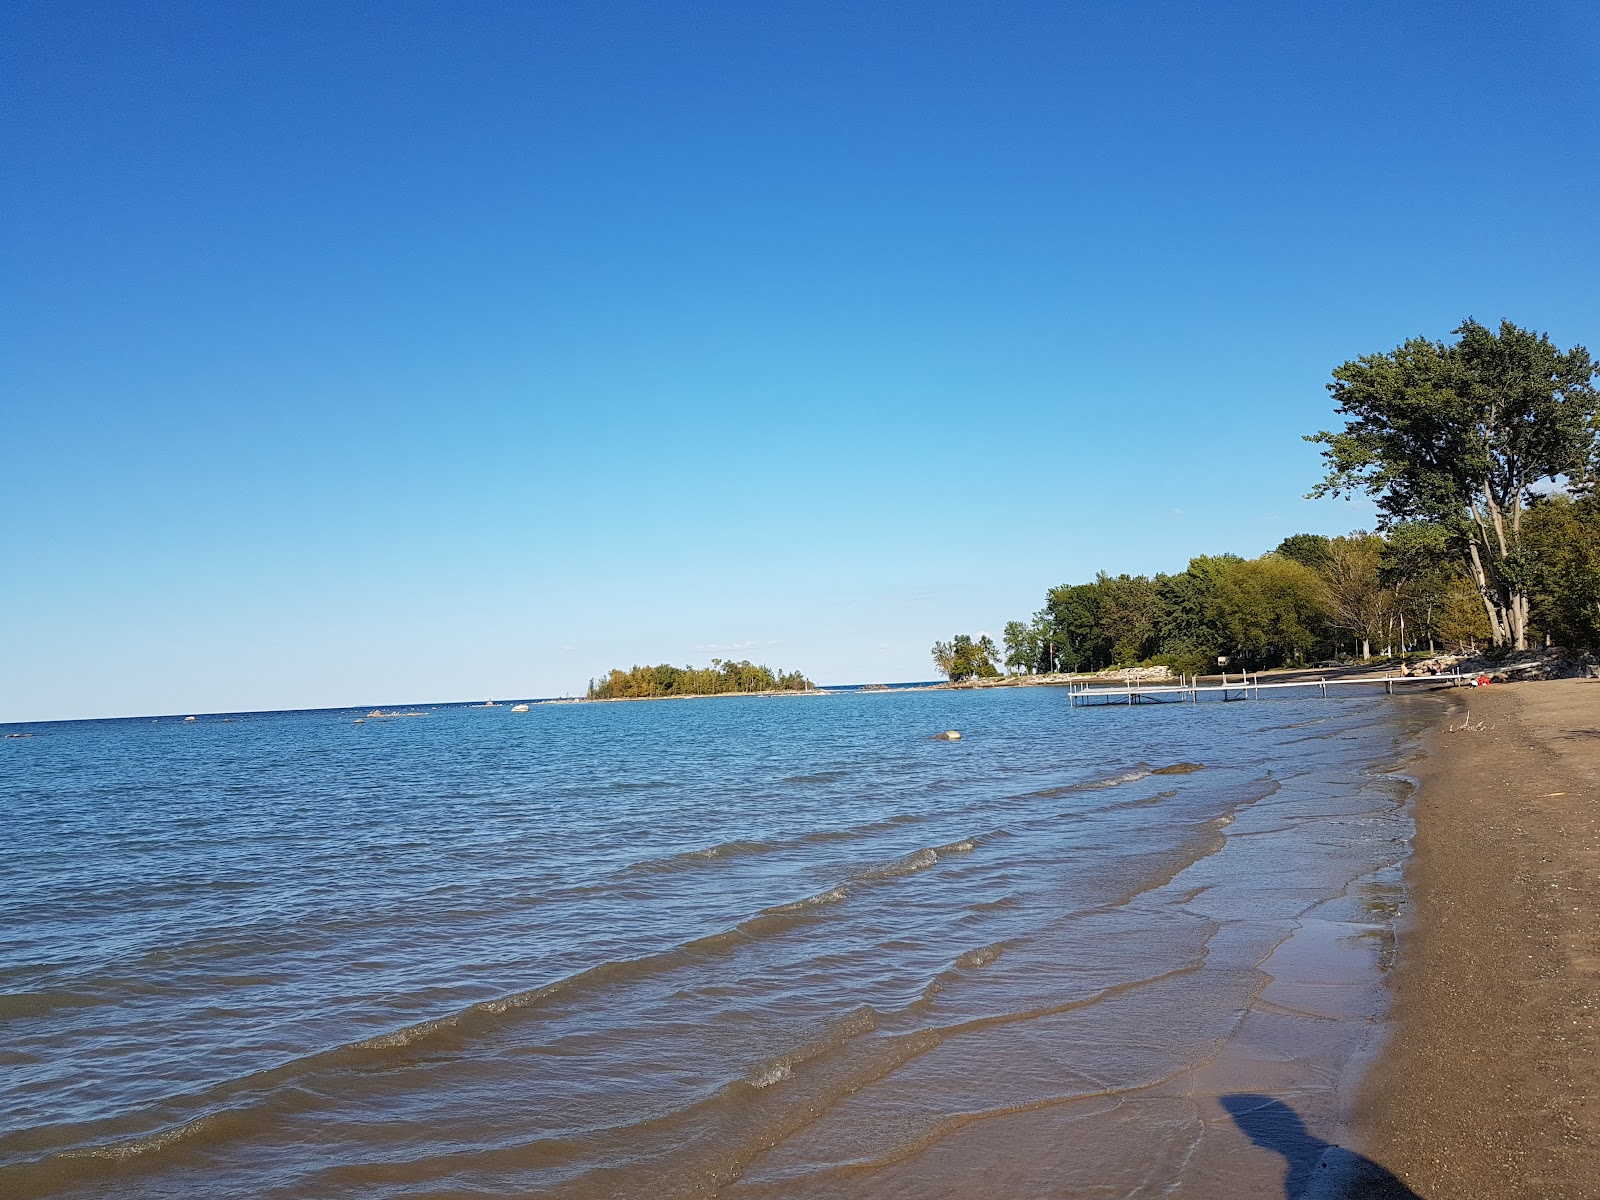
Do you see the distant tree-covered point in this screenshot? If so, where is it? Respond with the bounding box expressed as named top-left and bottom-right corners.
top-left (586, 659), bottom-right (814, 700)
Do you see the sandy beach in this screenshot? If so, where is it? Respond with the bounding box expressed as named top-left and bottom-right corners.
top-left (1356, 678), bottom-right (1600, 1198)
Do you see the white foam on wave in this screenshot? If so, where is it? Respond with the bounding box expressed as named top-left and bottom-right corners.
top-left (856, 833), bottom-right (984, 883)
top-left (746, 1063), bottom-right (792, 1089)
top-left (956, 943), bottom-right (1005, 969)
top-left (350, 1013), bottom-right (461, 1046)
top-left (1089, 769), bottom-right (1150, 788)
top-left (877, 847), bottom-right (938, 877)
top-left (61, 1112), bottom-right (216, 1161)
top-left (762, 885), bottom-right (850, 915)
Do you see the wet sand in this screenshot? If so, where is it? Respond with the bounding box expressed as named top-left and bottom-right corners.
top-left (1357, 678), bottom-right (1600, 1198)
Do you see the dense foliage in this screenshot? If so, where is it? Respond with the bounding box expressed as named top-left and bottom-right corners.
top-left (587, 659), bottom-right (813, 699)
top-left (931, 634), bottom-right (1001, 682)
top-left (1523, 494), bottom-right (1600, 649)
top-left (1000, 495), bottom-right (1600, 674)
top-left (1308, 319), bottom-right (1598, 649)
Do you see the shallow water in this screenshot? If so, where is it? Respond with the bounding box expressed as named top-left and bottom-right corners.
top-left (0, 688), bottom-right (1421, 1197)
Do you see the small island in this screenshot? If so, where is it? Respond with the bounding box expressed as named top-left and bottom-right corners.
top-left (586, 658), bottom-right (814, 700)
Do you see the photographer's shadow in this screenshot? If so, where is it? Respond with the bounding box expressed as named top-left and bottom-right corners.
top-left (1220, 1094), bottom-right (1422, 1199)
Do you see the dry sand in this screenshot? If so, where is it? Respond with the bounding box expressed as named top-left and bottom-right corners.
top-left (1355, 678), bottom-right (1600, 1198)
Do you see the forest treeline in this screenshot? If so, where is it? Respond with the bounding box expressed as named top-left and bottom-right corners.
top-left (936, 319), bottom-right (1600, 682)
top-left (997, 500), bottom-right (1599, 678)
top-left (587, 659), bottom-right (813, 700)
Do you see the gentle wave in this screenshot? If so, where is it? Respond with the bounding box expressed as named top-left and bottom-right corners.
top-left (761, 885), bottom-right (851, 916)
top-left (742, 1004), bottom-right (880, 1092)
top-left (621, 839), bottom-right (776, 876)
top-left (535, 960), bottom-right (1211, 1200)
top-left (917, 940), bottom-right (1010, 1005)
top-left (1023, 762), bottom-right (1207, 800)
top-left (5, 834), bottom-right (986, 1174)
top-left (618, 812), bottom-right (935, 879)
top-left (854, 835), bottom-right (975, 882)
top-left (1108, 787), bottom-right (1180, 811)
top-left (1024, 768), bottom-right (1148, 799)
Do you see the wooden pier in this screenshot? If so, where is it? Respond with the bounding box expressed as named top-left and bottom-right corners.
top-left (1067, 671), bottom-right (1476, 706)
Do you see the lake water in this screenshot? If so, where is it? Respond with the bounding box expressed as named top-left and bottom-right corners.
top-left (0, 687), bottom-right (1423, 1198)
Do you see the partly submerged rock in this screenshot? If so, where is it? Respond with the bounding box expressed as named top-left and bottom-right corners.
top-left (932, 730), bottom-right (962, 741)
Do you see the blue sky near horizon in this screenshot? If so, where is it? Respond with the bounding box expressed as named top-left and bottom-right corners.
top-left (3, 1), bottom-right (1598, 722)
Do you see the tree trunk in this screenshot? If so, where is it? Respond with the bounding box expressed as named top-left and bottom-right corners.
top-left (1464, 541), bottom-right (1510, 646)
top-left (1362, 638), bottom-right (1371, 661)
top-left (1510, 590), bottom-right (1529, 651)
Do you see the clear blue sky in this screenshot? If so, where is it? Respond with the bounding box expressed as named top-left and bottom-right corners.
top-left (4, 1), bottom-right (1597, 721)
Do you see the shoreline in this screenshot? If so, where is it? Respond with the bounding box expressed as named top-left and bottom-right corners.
top-left (1354, 679), bottom-right (1600, 1197)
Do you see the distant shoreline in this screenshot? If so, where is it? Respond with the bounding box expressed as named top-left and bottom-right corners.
top-left (0, 661), bottom-right (1494, 726)
top-left (576, 687), bottom-right (833, 704)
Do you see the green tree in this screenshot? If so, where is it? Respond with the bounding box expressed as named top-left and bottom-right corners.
top-left (1041, 582), bottom-right (1103, 671)
top-left (1321, 533), bottom-right (1388, 659)
top-left (1155, 556), bottom-right (1236, 664)
top-left (1029, 611), bottom-right (1059, 672)
top-left (932, 634), bottom-right (1001, 681)
top-left (1002, 620), bottom-right (1042, 674)
top-left (1309, 319), bottom-right (1599, 650)
top-left (1274, 533), bottom-right (1333, 572)
top-left (1095, 572), bottom-right (1162, 665)
top-left (1522, 494), bottom-right (1600, 649)
top-left (1208, 556), bottom-right (1330, 667)
top-left (1378, 522), bottom-right (1457, 654)
top-left (1437, 579), bottom-right (1493, 652)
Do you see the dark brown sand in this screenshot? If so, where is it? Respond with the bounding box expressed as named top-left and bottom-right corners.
top-left (1356, 678), bottom-right (1600, 1198)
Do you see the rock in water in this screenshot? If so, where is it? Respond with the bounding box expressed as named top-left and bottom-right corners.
top-left (933, 730), bottom-right (961, 741)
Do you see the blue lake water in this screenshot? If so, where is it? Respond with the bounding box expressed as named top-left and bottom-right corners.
top-left (0, 687), bottom-right (1425, 1198)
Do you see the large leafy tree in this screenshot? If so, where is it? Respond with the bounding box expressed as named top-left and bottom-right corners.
top-left (1002, 617), bottom-right (1057, 674)
top-left (1094, 572), bottom-right (1163, 665)
top-left (1040, 582), bottom-right (1103, 671)
top-left (1377, 521), bottom-right (1458, 654)
top-left (1273, 533), bottom-right (1332, 572)
top-left (1308, 319), bottom-right (1598, 649)
top-left (931, 634), bottom-right (1001, 682)
top-left (1208, 556), bottom-right (1330, 666)
top-left (1321, 534), bottom-right (1388, 659)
